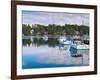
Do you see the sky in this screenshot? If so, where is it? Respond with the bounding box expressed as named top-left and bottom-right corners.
top-left (22, 10), bottom-right (90, 26)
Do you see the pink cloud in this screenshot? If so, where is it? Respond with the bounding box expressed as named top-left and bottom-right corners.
top-left (33, 15), bottom-right (47, 21)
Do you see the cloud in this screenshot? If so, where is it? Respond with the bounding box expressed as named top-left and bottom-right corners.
top-left (22, 11), bottom-right (90, 26)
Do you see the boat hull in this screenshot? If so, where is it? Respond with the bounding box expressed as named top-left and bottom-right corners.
top-left (71, 44), bottom-right (89, 50)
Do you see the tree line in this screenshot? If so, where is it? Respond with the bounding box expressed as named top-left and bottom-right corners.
top-left (22, 24), bottom-right (89, 36)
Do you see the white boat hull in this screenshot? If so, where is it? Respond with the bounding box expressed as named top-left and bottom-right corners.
top-left (71, 44), bottom-right (89, 50)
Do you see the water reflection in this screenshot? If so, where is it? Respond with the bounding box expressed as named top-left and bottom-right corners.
top-left (23, 37), bottom-right (59, 47)
top-left (22, 36), bottom-right (89, 69)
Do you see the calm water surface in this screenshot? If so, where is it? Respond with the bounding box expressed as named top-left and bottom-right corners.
top-left (22, 36), bottom-right (89, 69)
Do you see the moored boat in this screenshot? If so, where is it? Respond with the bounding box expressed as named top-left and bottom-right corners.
top-left (58, 36), bottom-right (72, 45)
top-left (83, 39), bottom-right (89, 45)
top-left (71, 39), bottom-right (89, 50)
top-left (42, 35), bottom-right (48, 41)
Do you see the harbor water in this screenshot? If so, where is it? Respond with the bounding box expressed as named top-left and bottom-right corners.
top-left (22, 36), bottom-right (89, 69)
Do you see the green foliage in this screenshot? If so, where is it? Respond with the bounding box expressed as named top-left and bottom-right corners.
top-left (22, 24), bottom-right (32, 36)
top-left (22, 24), bottom-right (89, 36)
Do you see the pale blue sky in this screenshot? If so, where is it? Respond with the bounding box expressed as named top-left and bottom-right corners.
top-left (22, 11), bottom-right (90, 26)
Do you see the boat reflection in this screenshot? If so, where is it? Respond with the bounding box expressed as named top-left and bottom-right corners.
top-left (22, 36), bottom-right (89, 69)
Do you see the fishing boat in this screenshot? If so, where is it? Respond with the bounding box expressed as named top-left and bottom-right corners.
top-left (58, 36), bottom-right (66, 43)
top-left (81, 34), bottom-right (89, 45)
top-left (58, 36), bottom-right (72, 50)
top-left (71, 39), bottom-right (89, 50)
top-left (83, 39), bottom-right (89, 45)
top-left (58, 36), bottom-right (72, 45)
top-left (42, 35), bottom-right (48, 41)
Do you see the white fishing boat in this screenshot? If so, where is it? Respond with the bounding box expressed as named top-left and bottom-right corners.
top-left (71, 39), bottom-right (89, 50)
top-left (58, 36), bottom-right (66, 43)
top-left (58, 36), bottom-right (72, 45)
top-left (42, 35), bottom-right (48, 41)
